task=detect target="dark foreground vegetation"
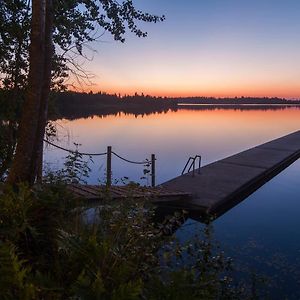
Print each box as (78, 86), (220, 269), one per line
(0, 139), (265, 299)
(0, 180), (262, 300)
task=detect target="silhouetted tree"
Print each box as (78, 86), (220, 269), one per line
(4, 0), (164, 185)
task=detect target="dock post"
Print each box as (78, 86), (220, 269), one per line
(151, 154), (156, 187)
(106, 146), (112, 187)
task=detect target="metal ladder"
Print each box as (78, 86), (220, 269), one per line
(182, 155), (202, 176)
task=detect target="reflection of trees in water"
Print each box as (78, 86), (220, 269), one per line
(51, 92), (300, 120)
(180, 105), (300, 112)
(53, 104), (300, 121)
(3, 91), (300, 123)
(52, 91), (178, 120)
(53, 107), (178, 120)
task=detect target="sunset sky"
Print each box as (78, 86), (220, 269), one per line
(79, 0), (300, 98)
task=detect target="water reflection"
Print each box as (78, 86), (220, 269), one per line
(46, 106), (300, 185)
(45, 107), (300, 298)
(174, 159), (300, 299)
(54, 103), (300, 121)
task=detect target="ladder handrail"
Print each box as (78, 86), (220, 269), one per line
(182, 157), (194, 175)
(182, 155), (202, 176)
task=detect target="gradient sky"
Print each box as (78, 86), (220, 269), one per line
(77, 0), (300, 98)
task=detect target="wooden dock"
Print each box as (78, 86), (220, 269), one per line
(161, 130), (300, 216)
(66, 130), (300, 218)
(67, 184), (190, 202)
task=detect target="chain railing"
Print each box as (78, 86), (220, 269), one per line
(44, 139), (107, 156)
(44, 140), (156, 187)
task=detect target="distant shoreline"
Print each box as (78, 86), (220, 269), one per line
(178, 103), (300, 106)
(50, 91), (300, 120)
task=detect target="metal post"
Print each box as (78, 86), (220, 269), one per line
(151, 154), (156, 187)
(106, 146), (112, 187)
(192, 158), (195, 177)
(198, 156), (201, 174)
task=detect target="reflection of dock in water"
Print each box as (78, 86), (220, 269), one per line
(161, 130), (300, 218)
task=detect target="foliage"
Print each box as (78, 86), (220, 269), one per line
(43, 143), (93, 184)
(60, 146), (92, 184)
(0, 183), (76, 298)
(0, 242), (35, 300)
(0, 120), (15, 181)
(0, 0), (165, 184)
(0, 182), (251, 299)
(0, 0), (165, 90)
(0, 90), (22, 181)
(0, 0), (30, 90)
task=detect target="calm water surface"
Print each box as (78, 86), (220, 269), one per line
(46, 107), (300, 184)
(177, 158), (300, 298)
(45, 107), (300, 298)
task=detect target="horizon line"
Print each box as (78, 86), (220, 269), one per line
(65, 89), (300, 100)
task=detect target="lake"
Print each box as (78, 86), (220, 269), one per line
(46, 107), (300, 184)
(45, 106), (300, 298)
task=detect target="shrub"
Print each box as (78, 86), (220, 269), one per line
(0, 183), (246, 299)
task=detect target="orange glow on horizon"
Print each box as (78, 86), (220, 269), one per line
(63, 0), (300, 101)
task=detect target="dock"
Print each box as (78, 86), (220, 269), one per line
(68, 184), (190, 202)
(66, 130), (300, 218)
(161, 130), (300, 216)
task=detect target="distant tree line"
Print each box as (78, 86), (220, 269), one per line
(52, 91), (178, 119)
(50, 91), (300, 120)
(176, 96), (300, 105)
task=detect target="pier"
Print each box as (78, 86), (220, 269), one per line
(161, 130), (300, 216)
(67, 183), (190, 202)
(48, 130), (300, 217)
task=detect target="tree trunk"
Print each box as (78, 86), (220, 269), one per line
(7, 0), (46, 185)
(34, 0), (54, 183)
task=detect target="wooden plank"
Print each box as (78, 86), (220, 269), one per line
(68, 185), (98, 199)
(71, 184), (100, 196)
(67, 184), (191, 202)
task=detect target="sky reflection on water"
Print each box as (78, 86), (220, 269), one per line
(45, 107), (300, 298)
(176, 158), (300, 298)
(45, 107), (300, 185)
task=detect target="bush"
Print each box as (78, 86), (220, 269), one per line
(0, 183), (247, 299)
